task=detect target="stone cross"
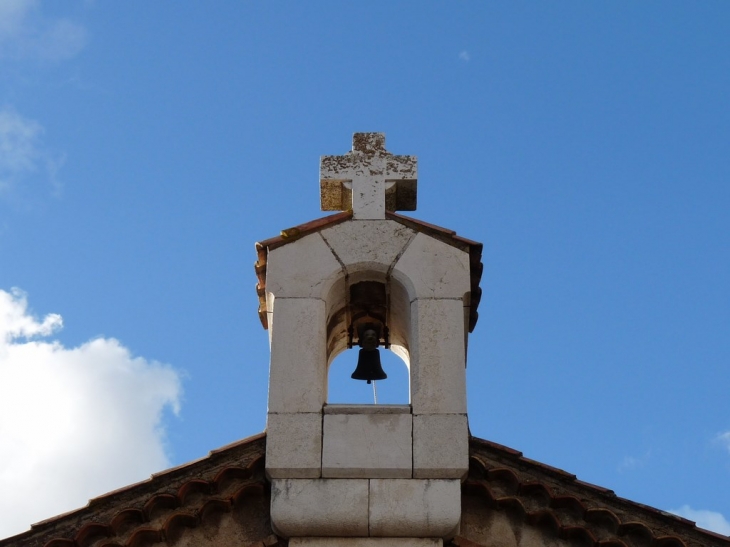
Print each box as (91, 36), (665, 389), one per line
(320, 133), (418, 220)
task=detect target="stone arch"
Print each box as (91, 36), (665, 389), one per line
(264, 222), (473, 415)
(322, 266), (413, 369)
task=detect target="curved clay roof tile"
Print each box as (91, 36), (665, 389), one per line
(142, 493), (178, 521)
(485, 467), (521, 494)
(213, 466), (253, 491)
(550, 495), (588, 521)
(161, 512), (198, 543)
(518, 482), (554, 508)
(585, 508), (622, 533)
(618, 521), (655, 545)
(177, 479), (212, 506)
(525, 508), (561, 534)
(110, 509), (146, 535)
(125, 528), (162, 547)
(75, 523), (112, 547)
(198, 498), (232, 521)
(653, 536), (687, 547)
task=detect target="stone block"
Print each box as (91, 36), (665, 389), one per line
(290, 539), (442, 547)
(266, 412), (322, 479)
(413, 414), (468, 479)
(322, 406), (412, 478)
(392, 232), (470, 300)
(409, 298), (467, 415)
(369, 479), (461, 538)
(266, 232), (342, 299)
(319, 220), (416, 275)
(324, 404), (411, 415)
(268, 297), (327, 413)
(270, 478), (369, 537)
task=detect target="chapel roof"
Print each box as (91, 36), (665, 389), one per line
(5, 434), (728, 547)
(254, 211), (484, 332)
(463, 437), (730, 547)
(0, 433), (275, 547)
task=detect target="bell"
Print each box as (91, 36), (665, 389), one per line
(351, 348), (388, 384)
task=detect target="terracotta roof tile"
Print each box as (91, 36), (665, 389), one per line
(1, 433), (271, 547)
(468, 437), (730, 547)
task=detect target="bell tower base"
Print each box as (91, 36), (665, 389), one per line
(271, 478), (460, 538)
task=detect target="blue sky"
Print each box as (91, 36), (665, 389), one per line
(1, 1), (729, 539)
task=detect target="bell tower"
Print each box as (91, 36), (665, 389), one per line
(255, 133), (483, 546)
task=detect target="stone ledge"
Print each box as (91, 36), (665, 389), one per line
(324, 404), (411, 414)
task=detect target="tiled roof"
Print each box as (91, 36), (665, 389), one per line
(459, 437), (730, 547)
(254, 212), (484, 331)
(7, 433), (727, 547)
(0, 433), (277, 547)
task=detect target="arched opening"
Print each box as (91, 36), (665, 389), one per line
(324, 276), (412, 361)
(327, 347), (410, 404)
(323, 270), (413, 405)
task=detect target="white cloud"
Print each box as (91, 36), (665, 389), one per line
(0, 0), (87, 60)
(0, 106), (61, 199)
(459, 50), (470, 62)
(716, 431), (730, 453)
(618, 451), (651, 472)
(0, 288), (182, 539)
(0, 0), (32, 38)
(0, 107), (43, 186)
(669, 505), (730, 535)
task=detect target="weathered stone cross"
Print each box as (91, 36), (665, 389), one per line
(320, 133), (418, 220)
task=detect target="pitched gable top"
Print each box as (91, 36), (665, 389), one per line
(254, 211), (484, 332)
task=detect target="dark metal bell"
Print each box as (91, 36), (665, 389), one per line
(351, 348), (387, 384)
